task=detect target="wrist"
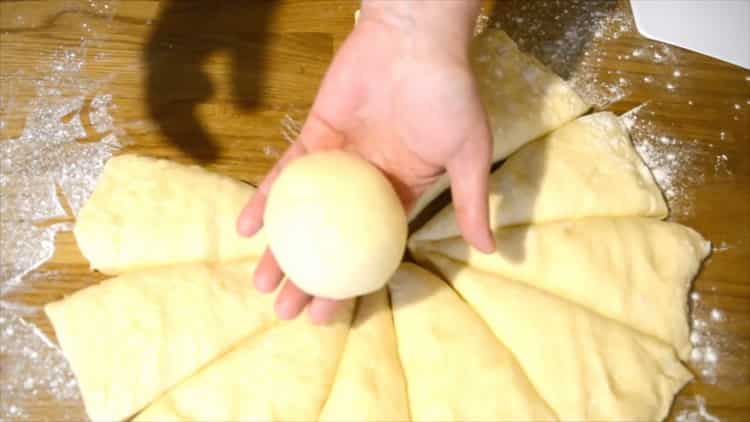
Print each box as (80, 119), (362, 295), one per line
(359, 0), (480, 55)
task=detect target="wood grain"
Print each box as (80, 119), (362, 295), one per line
(1, 1), (747, 421)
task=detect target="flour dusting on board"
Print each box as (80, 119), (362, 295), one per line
(675, 395), (721, 422)
(279, 108), (304, 144)
(0, 83), (122, 296)
(490, 3), (736, 420)
(0, 309), (84, 421)
(1, 1), (126, 419)
(688, 292), (727, 387)
(491, 0), (637, 108)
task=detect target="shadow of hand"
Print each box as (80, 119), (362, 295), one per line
(143, 0), (276, 163)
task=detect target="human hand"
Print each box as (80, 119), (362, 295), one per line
(237, 0), (494, 324)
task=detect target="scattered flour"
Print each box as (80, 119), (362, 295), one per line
(262, 144), (281, 158)
(280, 111), (303, 144)
(713, 241), (732, 253)
(0, 91), (121, 295)
(0, 309), (84, 421)
(675, 395), (721, 422)
(710, 309), (725, 322)
(1, 2), (126, 419)
(619, 103), (733, 221)
(490, 0), (637, 108)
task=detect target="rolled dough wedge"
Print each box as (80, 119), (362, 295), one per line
(414, 217), (710, 359)
(74, 155), (265, 274)
(319, 289), (410, 422)
(428, 254), (693, 421)
(409, 29), (589, 220)
(411, 112), (667, 242)
(135, 299), (355, 422)
(388, 263), (556, 421)
(44, 260), (277, 421)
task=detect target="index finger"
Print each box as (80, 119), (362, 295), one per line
(236, 113), (346, 236)
(236, 140), (308, 236)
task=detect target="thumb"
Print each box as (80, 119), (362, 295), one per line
(445, 124), (495, 253)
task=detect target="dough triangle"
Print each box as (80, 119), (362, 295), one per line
(409, 29), (589, 220)
(428, 254), (693, 421)
(135, 298), (354, 421)
(388, 263), (556, 421)
(74, 155), (266, 274)
(319, 289), (410, 421)
(412, 112), (667, 242)
(44, 260), (277, 421)
(414, 217), (710, 359)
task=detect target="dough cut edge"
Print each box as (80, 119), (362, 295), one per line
(44, 301), (109, 420)
(73, 153), (265, 274)
(424, 253), (695, 421)
(407, 29), (589, 222)
(409, 111), (668, 245)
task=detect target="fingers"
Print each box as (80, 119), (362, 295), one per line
(275, 281), (313, 320)
(236, 141), (308, 236)
(308, 298), (343, 325)
(237, 113), (345, 237)
(446, 125), (495, 253)
(255, 252), (342, 323)
(254, 248), (284, 293)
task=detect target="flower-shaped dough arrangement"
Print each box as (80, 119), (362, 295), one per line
(44, 30), (708, 422)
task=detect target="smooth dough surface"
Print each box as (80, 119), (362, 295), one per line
(409, 29), (589, 220)
(74, 155), (265, 274)
(414, 217), (710, 359)
(265, 151), (407, 299)
(135, 299), (354, 422)
(388, 263), (556, 421)
(319, 289), (410, 422)
(44, 260), (276, 421)
(412, 112), (667, 242)
(429, 255), (693, 421)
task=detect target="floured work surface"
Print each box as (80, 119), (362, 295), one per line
(0, 0), (748, 421)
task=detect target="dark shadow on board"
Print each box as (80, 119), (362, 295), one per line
(143, 1), (276, 163)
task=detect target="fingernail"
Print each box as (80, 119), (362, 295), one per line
(254, 274), (276, 293)
(236, 216), (258, 236)
(476, 233), (496, 254)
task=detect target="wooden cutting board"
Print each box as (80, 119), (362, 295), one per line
(0, 1), (747, 420)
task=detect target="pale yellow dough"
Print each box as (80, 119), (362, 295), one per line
(388, 263), (556, 421)
(409, 29), (589, 220)
(265, 151), (407, 299)
(414, 217), (710, 359)
(135, 299), (354, 422)
(411, 112), (668, 242)
(319, 289), (410, 422)
(429, 255), (693, 421)
(74, 155), (266, 274)
(44, 260), (276, 421)
(52, 25), (706, 419)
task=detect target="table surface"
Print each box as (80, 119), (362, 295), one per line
(1, 1), (748, 421)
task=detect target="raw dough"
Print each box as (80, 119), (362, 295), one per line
(74, 155), (266, 274)
(135, 298), (354, 421)
(319, 289), (410, 421)
(49, 22), (706, 417)
(413, 217), (710, 359)
(411, 112), (668, 243)
(388, 263), (556, 421)
(429, 254), (693, 421)
(44, 260), (276, 421)
(409, 29), (589, 220)
(265, 151), (407, 299)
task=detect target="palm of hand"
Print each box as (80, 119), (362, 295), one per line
(237, 19), (494, 323)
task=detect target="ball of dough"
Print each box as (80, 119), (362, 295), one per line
(264, 151), (407, 299)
